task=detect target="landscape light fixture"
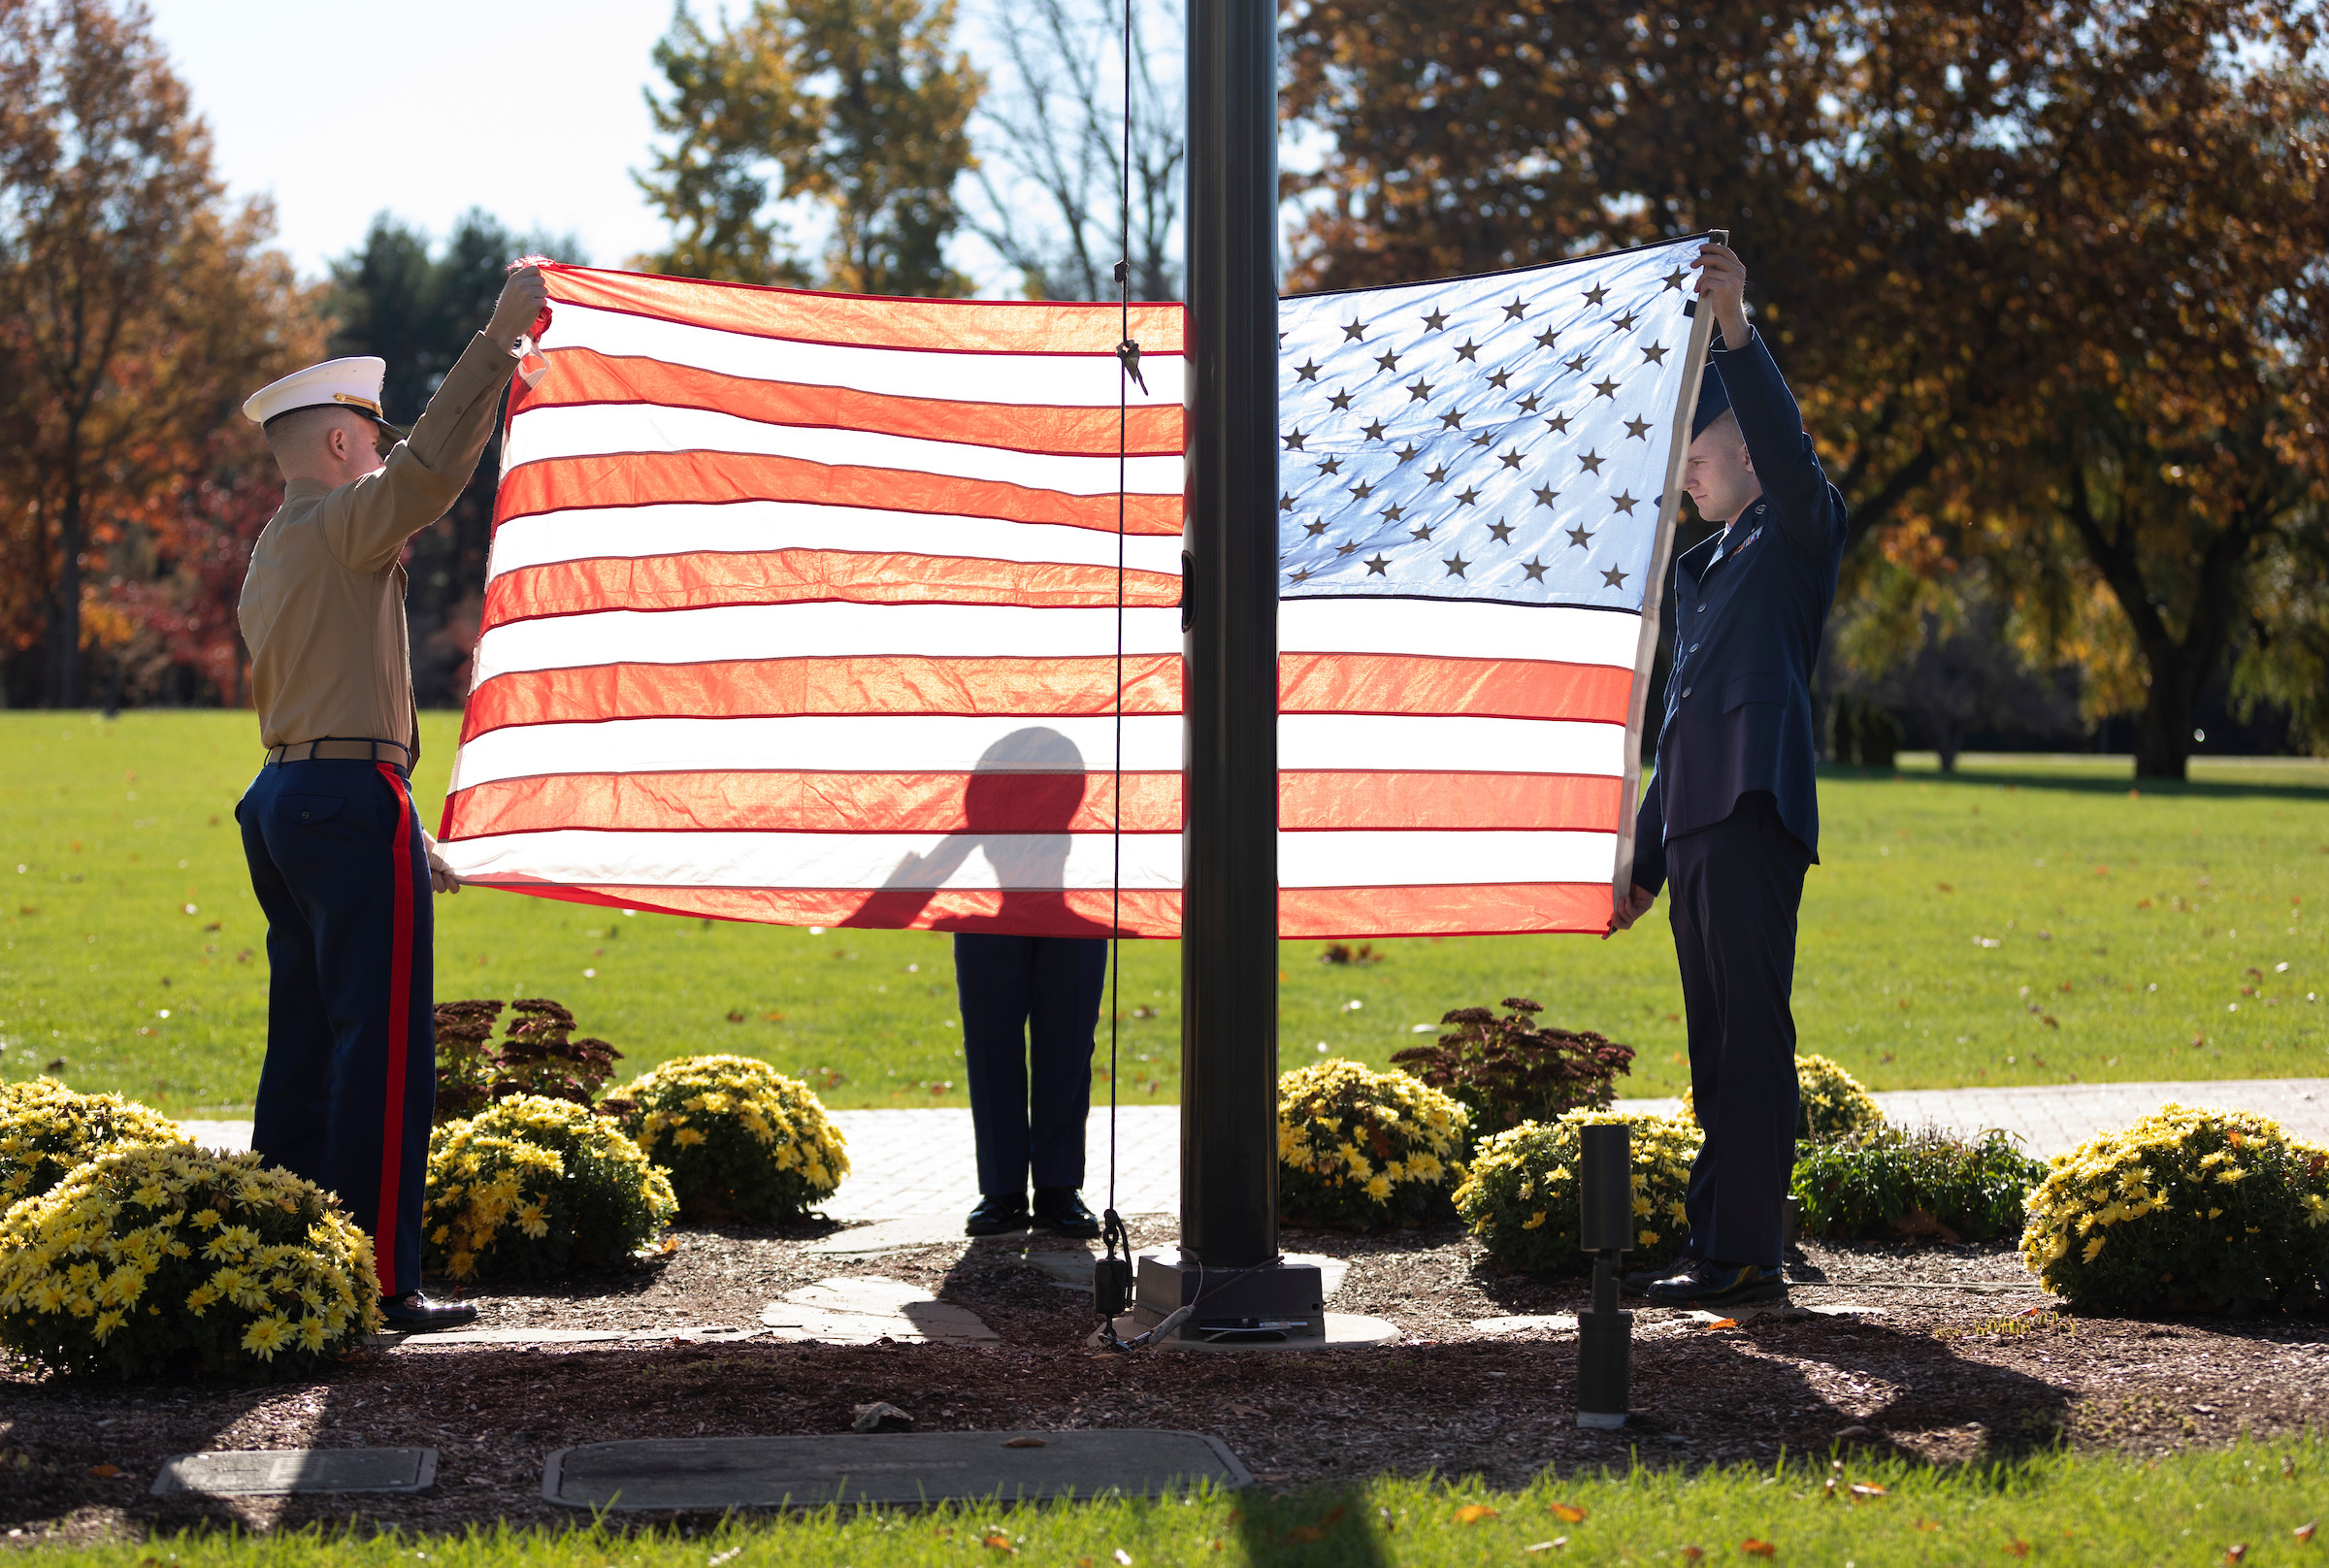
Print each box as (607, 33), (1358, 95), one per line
(1575, 1123), (1634, 1427)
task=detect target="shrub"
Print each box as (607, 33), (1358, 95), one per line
(2019, 1103), (2329, 1315)
(1792, 1126), (2047, 1243)
(1391, 997), (1634, 1137)
(0, 1143), (376, 1379)
(1683, 1053), (1885, 1141)
(1277, 1060), (1468, 1230)
(431, 997), (625, 1126)
(1, 1078), (189, 1209)
(1454, 1110), (1702, 1274)
(626, 1055), (849, 1222)
(423, 1095), (676, 1282)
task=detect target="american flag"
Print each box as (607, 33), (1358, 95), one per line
(437, 241), (1707, 936)
(1276, 234), (1709, 934)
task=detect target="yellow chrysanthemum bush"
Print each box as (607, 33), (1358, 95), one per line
(1683, 1054), (1885, 1141)
(1455, 1110), (1703, 1274)
(624, 1055), (849, 1222)
(2019, 1103), (2329, 1315)
(0, 1143), (376, 1379)
(1276, 1060), (1469, 1229)
(1, 1078), (189, 1209)
(423, 1095), (675, 1282)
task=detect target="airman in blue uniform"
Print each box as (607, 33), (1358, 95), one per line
(1608, 242), (1847, 1308)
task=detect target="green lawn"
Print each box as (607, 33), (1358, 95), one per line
(1, 712), (2322, 1116)
(20, 1436), (2327, 1565)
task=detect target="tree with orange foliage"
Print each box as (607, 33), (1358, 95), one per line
(0, 0), (323, 706)
(1282, 0), (2328, 776)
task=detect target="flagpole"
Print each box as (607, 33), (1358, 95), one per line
(1612, 230), (1725, 903)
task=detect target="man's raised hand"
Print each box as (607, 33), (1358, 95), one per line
(1692, 243), (1753, 350)
(487, 265), (549, 349)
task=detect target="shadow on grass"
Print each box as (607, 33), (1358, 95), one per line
(1820, 762), (2329, 803)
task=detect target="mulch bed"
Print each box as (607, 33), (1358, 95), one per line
(2, 1220), (2323, 1542)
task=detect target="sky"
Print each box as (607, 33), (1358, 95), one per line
(139, 0), (1210, 294)
(143, 0), (680, 278)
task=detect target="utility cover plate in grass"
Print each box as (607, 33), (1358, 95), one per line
(149, 1448), (436, 1497)
(541, 1430), (1250, 1509)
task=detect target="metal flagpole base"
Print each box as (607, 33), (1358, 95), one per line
(1129, 1250), (1327, 1345)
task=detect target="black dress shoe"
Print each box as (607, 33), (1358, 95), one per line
(1643, 1259), (1788, 1309)
(965, 1192), (1031, 1236)
(1032, 1188), (1101, 1239)
(379, 1291), (478, 1332)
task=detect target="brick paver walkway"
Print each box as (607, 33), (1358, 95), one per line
(178, 1078), (2325, 1225)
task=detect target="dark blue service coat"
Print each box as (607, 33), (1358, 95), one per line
(1632, 329), (1847, 895)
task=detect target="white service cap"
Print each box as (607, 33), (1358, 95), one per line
(242, 356), (407, 438)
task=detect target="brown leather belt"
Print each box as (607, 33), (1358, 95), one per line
(266, 738), (411, 776)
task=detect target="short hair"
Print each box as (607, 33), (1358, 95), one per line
(263, 403), (376, 459)
(1696, 408), (1744, 447)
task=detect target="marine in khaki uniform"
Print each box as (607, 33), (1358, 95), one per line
(236, 266), (546, 1331)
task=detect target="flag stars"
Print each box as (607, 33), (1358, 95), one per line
(1342, 319), (1368, 342)
(1409, 519), (1437, 541)
(1591, 376), (1621, 400)
(1329, 387), (1354, 410)
(1578, 448), (1605, 475)
(1405, 377), (1434, 402)
(1335, 539), (1364, 557)
(1425, 463), (1451, 485)
(1284, 428), (1307, 450)
(1566, 523), (1594, 548)
(1502, 296), (1528, 320)
(1394, 442), (1422, 463)
(1624, 415), (1653, 441)
(1498, 446), (1525, 470)
(1349, 479), (1376, 501)
(1364, 553), (1392, 574)
(1611, 491), (1641, 515)
(1613, 310), (1640, 333)
(1287, 566), (1313, 583)
(1443, 552), (1470, 578)
(1303, 517), (1329, 538)
(1562, 353), (1591, 374)
(1455, 486), (1481, 506)
(1661, 267), (1688, 291)
(1362, 418), (1389, 441)
(1544, 411), (1573, 434)
(1642, 342), (1669, 366)
(1374, 348), (1402, 374)
(1531, 485), (1560, 509)
(1487, 517), (1516, 543)
(1454, 339), (1482, 362)
(1582, 283), (1609, 306)
(1295, 359), (1322, 382)
(1279, 491), (1296, 511)
(1534, 327), (1558, 350)
(1421, 307), (1448, 331)
(1468, 430), (1493, 448)
(1522, 556), (1550, 581)
(1382, 503), (1407, 523)
(1601, 565), (1629, 588)
(1316, 455), (1343, 475)
(1438, 408), (1464, 430)
(1487, 368), (1512, 390)
(1517, 392), (1540, 412)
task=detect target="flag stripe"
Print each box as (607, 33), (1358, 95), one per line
(493, 451), (1184, 536)
(545, 269), (1187, 357)
(479, 551), (1184, 633)
(459, 652), (1630, 741)
(472, 604), (1188, 684)
(442, 826), (1617, 892)
(523, 345), (1185, 454)
(445, 713), (1627, 794)
(441, 769), (1622, 839)
(505, 404), (1184, 497)
(486, 503), (1187, 582)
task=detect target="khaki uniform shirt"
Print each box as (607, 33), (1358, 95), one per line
(240, 332), (521, 762)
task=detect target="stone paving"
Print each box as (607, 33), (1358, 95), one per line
(178, 1078), (2327, 1226)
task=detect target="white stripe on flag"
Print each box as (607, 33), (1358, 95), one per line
(1281, 597), (1640, 667)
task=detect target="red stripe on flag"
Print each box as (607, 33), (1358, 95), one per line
(511, 347), (1184, 456)
(480, 550), (1182, 632)
(461, 654), (1185, 740)
(495, 451), (1183, 535)
(544, 264), (1186, 357)
(439, 877), (1613, 938)
(439, 768), (1618, 838)
(1280, 653), (1633, 722)
(374, 764), (414, 1296)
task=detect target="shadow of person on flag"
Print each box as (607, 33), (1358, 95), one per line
(860, 726), (1114, 1238)
(854, 726), (1116, 938)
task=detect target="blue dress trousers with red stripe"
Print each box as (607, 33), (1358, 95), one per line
(238, 759), (435, 1295)
(1630, 328), (1847, 1270)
